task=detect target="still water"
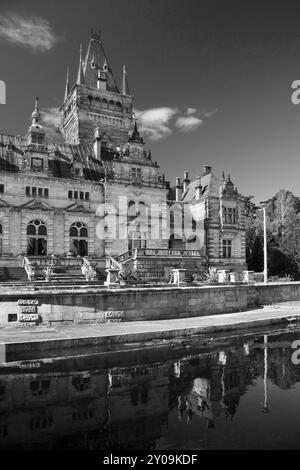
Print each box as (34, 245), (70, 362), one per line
(1, 325), (300, 450)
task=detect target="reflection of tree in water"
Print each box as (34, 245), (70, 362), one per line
(267, 347), (298, 390)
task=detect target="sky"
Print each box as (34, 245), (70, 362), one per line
(1, 0), (300, 202)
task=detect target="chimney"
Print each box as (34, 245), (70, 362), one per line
(175, 177), (182, 201)
(93, 128), (102, 160)
(183, 171), (190, 193)
(203, 165), (212, 175)
(195, 182), (202, 200)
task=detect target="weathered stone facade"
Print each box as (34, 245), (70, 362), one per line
(0, 30), (246, 274)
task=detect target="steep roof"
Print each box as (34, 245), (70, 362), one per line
(82, 32), (120, 93)
(181, 172), (222, 202)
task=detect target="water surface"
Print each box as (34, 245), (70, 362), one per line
(1, 325), (300, 450)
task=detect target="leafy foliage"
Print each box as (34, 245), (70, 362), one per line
(245, 190), (300, 280)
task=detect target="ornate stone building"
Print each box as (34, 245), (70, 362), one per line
(0, 30), (246, 278)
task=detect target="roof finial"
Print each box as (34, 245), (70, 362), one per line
(64, 67), (70, 101)
(122, 65), (130, 95)
(77, 43), (85, 85)
(31, 96), (42, 126)
(91, 28), (101, 41)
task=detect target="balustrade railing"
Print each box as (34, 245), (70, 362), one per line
(135, 248), (202, 258)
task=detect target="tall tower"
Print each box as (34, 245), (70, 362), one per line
(60, 29), (134, 149)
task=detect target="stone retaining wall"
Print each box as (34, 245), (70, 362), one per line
(1, 282), (300, 326)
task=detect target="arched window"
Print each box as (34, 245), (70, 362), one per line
(116, 101), (122, 112)
(138, 202), (147, 218)
(87, 95), (93, 106)
(0, 223), (2, 255)
(95, 97), (101, 106)
(102, 98), (108, 109)
(128, 201), (136, 221)
(69, 222), (88, 256)
(27, 220), (47, 256)
(109, 100), (115, 110)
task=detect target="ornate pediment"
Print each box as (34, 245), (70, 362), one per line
(20, 199), (54, 211)
(64, 201), (94, 213)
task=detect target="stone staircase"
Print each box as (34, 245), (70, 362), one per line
(0, 258), (107, 284)
(108, 248), (204, 284)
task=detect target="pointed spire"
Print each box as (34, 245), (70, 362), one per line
(129, 120), (143, 144)
(147, 149), (152, 160)
(122, 65), (130, 95)
(31, 96), (40, 124)
(91, 28), (101, 42)
(64, 67), (70, 101)
(222, 171), (225, 180)
(28, 96), (45, 138)
(77, 43), (85, 85)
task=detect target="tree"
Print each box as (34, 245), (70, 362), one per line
(245, 190), (300, 279)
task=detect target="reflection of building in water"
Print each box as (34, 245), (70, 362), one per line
(0, 370), (108, 450)
(107, 364), (170, 450)
(171, 344), (256, 425)
(0, 362), (171, 450)
(1, 333), (300, 449)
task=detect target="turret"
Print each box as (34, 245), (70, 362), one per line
(27, 97), (45, 146)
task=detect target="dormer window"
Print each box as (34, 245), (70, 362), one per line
(91, 59), (96, 69)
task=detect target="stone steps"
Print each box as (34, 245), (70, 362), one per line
(0, 267), (28, 282)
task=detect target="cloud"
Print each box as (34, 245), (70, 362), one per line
(175, 115), (204, 132)
(135, 105), (217, 141)
(186, 107), (197, 116)
(135, 107), (178, 141)
(0, 12), (61, 52)
(203, 108), (218, 118)
(41, 107), (63, 141)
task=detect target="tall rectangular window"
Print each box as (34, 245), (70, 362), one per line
(80, 191), (84, 200)
(38, 188), (43, 197)
(85, 192), (90, 201)
(132, 167), (136, 182)
(137, 168), (142, 184)
(26, 186), (31, 196)
(68, 190), (73, 199)
(223, 240), (232, 258)
(44, 188), (49, 198)
(32, 187), (37, 197)
(224, 207), (237, 224)
(0, 184), (4, 194)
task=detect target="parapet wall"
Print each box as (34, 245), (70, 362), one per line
(1, 281), (300, 326)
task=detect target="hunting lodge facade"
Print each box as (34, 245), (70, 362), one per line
(0, 30), (246, 276)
